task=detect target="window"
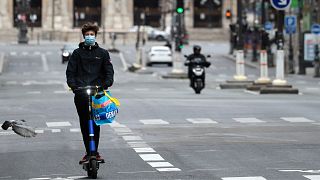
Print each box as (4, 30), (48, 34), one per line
(194, 0), (222, 28)
(13, 0), (42, 27)
(134, 0), (161, 27)
(73, 0), (101, 27)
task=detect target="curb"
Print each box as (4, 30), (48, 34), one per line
(0, 53), (5, 75)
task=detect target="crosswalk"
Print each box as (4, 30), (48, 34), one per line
(25, 174), (320, 180)
(138, 117), (317, 125)
(0, 116), (317, 137)
(8, 51), (59, 56)
(220, 175), (320, 180)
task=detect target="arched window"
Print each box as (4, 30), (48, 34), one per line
(134, 0), (161, 27)
(13, 0), (42, 27)
(194, 0), (222, 28)
(73, 0), (101, 27)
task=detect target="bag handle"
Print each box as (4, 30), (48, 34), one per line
(104, 91), (121, 106)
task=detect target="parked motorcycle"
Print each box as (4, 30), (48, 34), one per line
(184, 55), (211, 94)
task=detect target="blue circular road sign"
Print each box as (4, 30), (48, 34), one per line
(270, 0), (292, 10)
(264, 21), (273, 31)
(311, 24), (320, 35)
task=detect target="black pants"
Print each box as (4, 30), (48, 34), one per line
(74, 93), (100, 154)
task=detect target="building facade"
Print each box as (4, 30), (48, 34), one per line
(0, 0), (236, 41)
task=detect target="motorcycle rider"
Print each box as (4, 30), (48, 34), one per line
(185, 45), (211, 87)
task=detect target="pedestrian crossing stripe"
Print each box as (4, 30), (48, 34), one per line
(140, 119), (169, 125)
(222, 177), (267, 180)
(233, 118), (266, 123)
(186, 118), (218, 124)
(46, 121), (72, 127)
(304, 175), (320, 180)
(281, 117), (315, 123)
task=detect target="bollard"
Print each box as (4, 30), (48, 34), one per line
(233, 50), (247, 81)
(272, 50), (287, 85)
(314, 44), (320, 77)
(256, 50), (271, 83)
(171, 51), (184, 74)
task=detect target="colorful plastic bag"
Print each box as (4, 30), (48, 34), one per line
(92, 91), (120, 125)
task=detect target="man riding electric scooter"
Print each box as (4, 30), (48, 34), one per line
(66, 22), (114, 165)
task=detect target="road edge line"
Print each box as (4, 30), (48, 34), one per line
(119, 52), (128, 71)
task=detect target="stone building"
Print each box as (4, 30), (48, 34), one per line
(0, 0), (236, 42)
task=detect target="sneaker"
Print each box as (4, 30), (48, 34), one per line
(96, 152), (105, 163)
(79, 154), (88, 164)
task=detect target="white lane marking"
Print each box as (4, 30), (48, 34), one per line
(109, 121), (126, 128)
(22, 52), (28, 55)
(232, 118), (266, 123)
(222, 177), (267, 180)
(53, 90), (69, 94)
(35, 130), (44, 134)
(127, 142), (149, 148)
(140, 119), (169, 125)
(27, 91), (41, 94)
(45, 51), (52, 55)
(51, 129), (61, 133)
(304, 175), (320, 180)
(135, 88), (150, 91)
(117, 171), (156, 174)
(113, 127), (132, 133)
(110, 122), (180, 171)
(34, 51), (41, 55)
(119, 52), (128, 71)
(305, 87), (320, 91)
(0, 131), (15, 135)
(156, 168), (181, 172)
(122, 136), (143, 141)
(244, 90), (259, 95)
(66, 176), (88, 179)
(147, 162), (174, 168)
(70, 128), (81, 133)
(10, 52), (17, 56)
(46, 121), (72, 127)
(139, 154), (164, 161)
(134, 148), (156, 153)
(41, 54), (49, 72)
(186, 118), (218, 124)
(5, 81), (18, 85)
(281, 117), (315, 123)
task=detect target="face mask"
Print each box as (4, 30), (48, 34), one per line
(84, 35), (95, 45)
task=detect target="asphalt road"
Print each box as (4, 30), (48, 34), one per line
(0, 43), (320, 180)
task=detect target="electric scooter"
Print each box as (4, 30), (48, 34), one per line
(75, 86), (105, 179)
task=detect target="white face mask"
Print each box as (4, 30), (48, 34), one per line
(84, 35), (95, 45)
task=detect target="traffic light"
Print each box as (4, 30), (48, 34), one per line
(176, 0), (184, 14)
(225, 9), (232, 19)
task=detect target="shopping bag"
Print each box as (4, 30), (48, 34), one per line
(92, 91), (120, 125)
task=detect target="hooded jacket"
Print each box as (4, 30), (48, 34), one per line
(66, 42), (114, 90)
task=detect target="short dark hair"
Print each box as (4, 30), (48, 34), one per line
(81, 22), (99, 36)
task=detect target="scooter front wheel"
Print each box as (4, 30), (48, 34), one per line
(87, 159), (98, 179)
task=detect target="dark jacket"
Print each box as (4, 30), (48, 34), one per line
(66, 42), (114, 90)
(185, 54), (210, 67)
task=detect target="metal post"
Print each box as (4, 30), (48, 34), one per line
(298, 0), (305, 74)
(314, 44), (320, 77)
